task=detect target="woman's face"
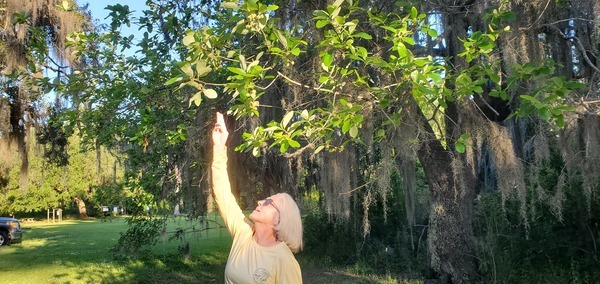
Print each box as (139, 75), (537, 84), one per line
(249, 195), (281, 226)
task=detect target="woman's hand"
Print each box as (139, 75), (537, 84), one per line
(212, 112), (229, 151)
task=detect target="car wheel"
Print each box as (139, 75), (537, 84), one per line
(0, 231), (7, 246)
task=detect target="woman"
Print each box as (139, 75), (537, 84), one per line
(211, 112), (303, 284)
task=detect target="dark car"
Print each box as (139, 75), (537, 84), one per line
(0, 217), (22, 246)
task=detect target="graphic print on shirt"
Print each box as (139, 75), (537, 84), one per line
(252, 268), (271, 283)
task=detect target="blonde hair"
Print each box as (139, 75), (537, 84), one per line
(274, 193), (303, 253)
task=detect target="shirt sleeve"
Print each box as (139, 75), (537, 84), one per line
(211, 148), (251, 239)
(277, 255), (303, 283)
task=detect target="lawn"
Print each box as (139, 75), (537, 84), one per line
(0, 214), (409, 284)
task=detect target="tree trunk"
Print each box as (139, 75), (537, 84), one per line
(7, 87), (28, 191)
(173, 164), (183, 215)
(417, 2), (480, 281)
(413, 99), (479, 283)
(73, 197), (88, 218)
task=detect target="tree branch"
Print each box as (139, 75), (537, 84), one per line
(545, 25), (600, 74)
(277, 71), (338, 95)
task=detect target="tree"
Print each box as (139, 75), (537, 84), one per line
(165, 0), (596, 281)
(0, 0), (87, 190)
(58, 1), (217, 217)
(54, 0), (599, 281)
(0, 127), (124, 217)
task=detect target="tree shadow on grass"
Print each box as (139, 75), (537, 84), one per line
(67, 252), (227, 284)
(3, 218), (231, 283)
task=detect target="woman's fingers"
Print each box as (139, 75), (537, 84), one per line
(214, 112), (228, 133)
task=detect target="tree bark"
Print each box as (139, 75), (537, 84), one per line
(418, 2), (480, 281)
(412, 99), (479, 283)
(73, 197), (88, 218)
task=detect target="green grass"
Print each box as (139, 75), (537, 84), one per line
(0, 214), (418, 283)
(0, 214), (231, 284)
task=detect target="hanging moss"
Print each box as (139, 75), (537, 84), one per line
(582, 115), (600, 214)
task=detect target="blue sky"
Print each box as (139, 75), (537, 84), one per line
(77, 0), (147, 36)
(76, 0), (150, 56)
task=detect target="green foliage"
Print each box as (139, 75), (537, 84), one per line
(0, 127), (123, 216)
(474, 150), (600, 283)
(509, 62), (584, 127)
(54, 2), (213, 219)
(301, 153), (430, 276)
(111, 217), (164, 259)
(36, 118), (70, 167)
(165, 0), (584, 158)
(302, 210), (358, 266)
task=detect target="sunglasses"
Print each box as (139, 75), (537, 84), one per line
(262, 198), (280, 213)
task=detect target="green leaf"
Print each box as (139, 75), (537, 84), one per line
(410, 7), (418, 19)
(397, 42), (408, 58)
(555, 114), (565, 127)
(282, 111), (294, 127)
(354, 32), (372, 40)
(356, 46), (368, 59)
(490, 73), (501, 83)
(316, 19), (329, 28)
(455, 133), (471, 153)
(402, 37), (415, 45)
(429, 72), (444, 85)
(274, 29), (288, 49)
(427, 28), (438, 38)
(341, 120), (351, 134)
(539, 107), (550, 120)
(202, 88), (218, 99)
(59, 0), (70, 10)
(189, 91), (202, 107)
(321, 52), (333, 68)
(314, 145), (325, 154)
(349, 125), (358, 138)
(312, 10), (329, 20)
(195, 61), (212, 77)
(182, 31), (195, 46)
(519, 95), (538, 102)
(227, 67), (248, 76)
(300, 110), (309, 120)
(221, 2), (239, 10)
(551, 77), (564, 88)
(455, 141), (466, 153)
(165, 75), (183, 85)
(280, 141), (289, 153)
(288, 139), (301, 148)
(252, 147), (260, 157)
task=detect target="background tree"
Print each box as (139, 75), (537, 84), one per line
(0, 127), (124, 217)
(0, 0), (87, 190)
(57, 1), (220, 217)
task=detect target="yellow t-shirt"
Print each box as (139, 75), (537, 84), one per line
(212, 149), (302, 284)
